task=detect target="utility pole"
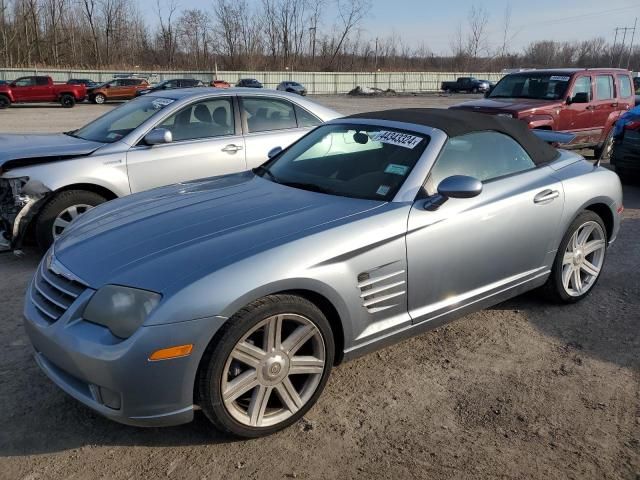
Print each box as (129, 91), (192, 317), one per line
(374, 37), (378, 71)
(614, 24), (636, 68)
(627, 18), (637, 70)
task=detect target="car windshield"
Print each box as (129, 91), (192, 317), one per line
(255, 123), (429, 201)
(489, 73), (571, 100)
(71, 96), (175, 143)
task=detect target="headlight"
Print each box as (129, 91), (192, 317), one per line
(83, 285), (161, 339)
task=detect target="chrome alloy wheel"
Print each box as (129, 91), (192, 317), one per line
(52, 204), (93, 239)
(221, 313), (326, 428)
(561, 220), (606, 296)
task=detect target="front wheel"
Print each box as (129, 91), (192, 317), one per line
(0, 95), (10, 108)
(35, 190), (107, 251)
(93, 93), (106, 104)
(544, 211), (607, 303)
(594, 129), (614, 161)
(60, 93), (76, 108)
(198, 294), (334, 438)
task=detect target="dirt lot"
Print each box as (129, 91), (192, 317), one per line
(0, 94), (638, 480)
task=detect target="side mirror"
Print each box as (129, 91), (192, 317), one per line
(437, 175), (483, 199)
(144, 128), (173, 146)
(10, 82), (16, 88)
(267, 146), (283, 159)
(569, 92), (589, 104)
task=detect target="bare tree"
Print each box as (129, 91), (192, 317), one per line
(155, 0), (178, 67)
(326, 0), (370, 69)
(499, 2), (511, 58)
(466, 4), (489, 60)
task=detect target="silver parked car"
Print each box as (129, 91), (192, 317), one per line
(0, 88), (339, 252)
(23, 109), (622, 438)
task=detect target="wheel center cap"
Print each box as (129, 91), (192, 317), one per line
(260, 353), (289, 385)
(573, 249), (584, 266)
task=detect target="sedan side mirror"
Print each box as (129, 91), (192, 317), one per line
(144, 128), (173, 146)
(267, 146), (283, 159)
(437, 175), (483, 198)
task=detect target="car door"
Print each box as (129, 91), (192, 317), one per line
(239, 96), (321, 169)
(592, 74), (617, 142)
(126, 95), (246, 193)
(10, 76), (37, 101)
(558, 75), (596, 145)
(406, 131), (564, 324)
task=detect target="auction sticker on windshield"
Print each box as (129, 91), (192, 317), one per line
(370, 130), (423, 149)
(550, 76), (570, 81)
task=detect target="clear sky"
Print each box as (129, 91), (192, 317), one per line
(147, 0), (640, 54)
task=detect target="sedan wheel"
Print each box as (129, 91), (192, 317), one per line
(35, 190), (107, 252)
(198, 294), (334, 438)
(52, 204), (93, 239)
(545, 211), (607, 302)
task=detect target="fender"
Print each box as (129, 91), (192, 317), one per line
(521, 113), (555, 130)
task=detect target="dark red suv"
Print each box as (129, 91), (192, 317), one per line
(451, 69), (635, 158)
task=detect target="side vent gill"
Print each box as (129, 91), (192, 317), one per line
(357, 268), (406, 314)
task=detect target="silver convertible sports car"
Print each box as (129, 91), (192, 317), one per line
(23, 109), (623, 438)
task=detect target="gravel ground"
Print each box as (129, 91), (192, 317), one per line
(0, 94), (638, 480)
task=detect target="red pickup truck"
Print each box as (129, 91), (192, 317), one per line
(0, 75), (86, 108)
(450, 68), (635, 159)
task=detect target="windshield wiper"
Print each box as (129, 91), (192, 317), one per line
(252, 165), (279, 183)
(278, 181), (335, 195)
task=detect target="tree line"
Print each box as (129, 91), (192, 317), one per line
(0, 0), (638, 72)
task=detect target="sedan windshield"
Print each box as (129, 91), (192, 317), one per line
(256, 124), (429, 201)
(71, 96), (175, 143)
(489, 73), (571, 100)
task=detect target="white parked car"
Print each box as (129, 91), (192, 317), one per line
(0, 88), (340, 252)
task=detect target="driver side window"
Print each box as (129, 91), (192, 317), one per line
(571, 76), (591, 101)
(425, 131), (536, 195)
(159, 98), (235, 141)
(14, 77), (35, 87)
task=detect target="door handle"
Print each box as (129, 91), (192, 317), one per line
(221, 144), (243, 153)
(585, 105), (596, 110)
(611, 103), (618, 108)
(534, 189), (559, 204)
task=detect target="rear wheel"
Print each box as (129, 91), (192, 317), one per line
(60, 94), (75, 108)
(93, 93), (106, 104)
(198, 294), (334, 438)
(0, 95), (10, 109)
(544, 211), (607, 303)
(35, 190), (107, 251)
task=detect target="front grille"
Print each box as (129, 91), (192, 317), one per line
(31, 259), (87, 322)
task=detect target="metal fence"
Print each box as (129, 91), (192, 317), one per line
(0, 68), (505, 94)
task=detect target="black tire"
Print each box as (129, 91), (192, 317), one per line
(472, 87), (479, 94)
(594, 129), (614, 160)
(543, 210), (607, 304)
(60, 93), (76, 108)
(0, 95), (10, 109)
(93, 93), (106, 104)
(443, 88), (451, 94)
(35, 190), (107, 251)
(198, 294), (335, 438)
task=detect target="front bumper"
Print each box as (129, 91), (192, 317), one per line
(23, 277), (226, 427)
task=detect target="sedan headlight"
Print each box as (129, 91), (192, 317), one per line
(83, 285), (161, 339)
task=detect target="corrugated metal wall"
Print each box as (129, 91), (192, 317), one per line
(0, 68), (505, 94)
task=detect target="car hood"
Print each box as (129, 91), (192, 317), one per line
(54, 172), (385, 292)
(451, 97), (560, 113)
(0, 133), (103, 170)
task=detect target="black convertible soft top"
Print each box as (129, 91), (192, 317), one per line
(346, 108), (559, 165)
